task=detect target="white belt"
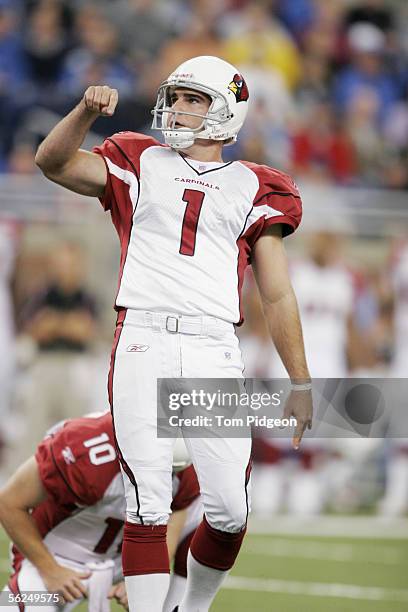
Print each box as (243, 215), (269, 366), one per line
(124, 309), (233, 337)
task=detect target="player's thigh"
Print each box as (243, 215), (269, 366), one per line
(180, 331), (251, 526)
(179, 329), (247, 439)
(182, 329), (244, 379)
(185, 436), (251, 530)
(112, 323), (171, 467)
(112, 323), (175, 518)
(2, 560), (59, 612)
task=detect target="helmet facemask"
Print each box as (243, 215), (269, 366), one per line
(151, 81), (233, 149)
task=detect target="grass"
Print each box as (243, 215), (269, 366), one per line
(1, 518), (408, 611)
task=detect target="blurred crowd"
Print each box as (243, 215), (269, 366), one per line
(0, 0), (408, 187)
(0, 0), (407, 518)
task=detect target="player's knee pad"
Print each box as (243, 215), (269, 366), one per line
(190, 514), (246, 571)
(122, 521), (170, 575)
(126, 511), (169, 525)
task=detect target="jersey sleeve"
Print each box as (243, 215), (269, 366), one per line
(35, 437), (79, 506)
(171, 465), (200, 512)
(35, 414), (119, 507)
(92, 131), (161, 217)
(241, 162), (303, 242)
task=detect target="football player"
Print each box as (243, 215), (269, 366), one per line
(0, 412), (201, 611)
(35, 55), (312, 611)
(379, 240), (408, 516)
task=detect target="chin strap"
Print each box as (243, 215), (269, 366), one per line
(164, 130), (196, 149)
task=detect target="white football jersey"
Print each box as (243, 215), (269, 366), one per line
(272, 259), (355, 377)
(93, 133), (302, 323)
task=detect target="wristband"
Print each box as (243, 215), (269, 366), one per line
(291, 382), (312, 391)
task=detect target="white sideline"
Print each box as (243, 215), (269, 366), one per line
(249, 515), (408, 539)
(223, 576), (408, 602)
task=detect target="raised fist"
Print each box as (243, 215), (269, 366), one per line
(82, 85), (118, 117)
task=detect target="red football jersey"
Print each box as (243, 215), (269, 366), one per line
(10, 412), (200, 573)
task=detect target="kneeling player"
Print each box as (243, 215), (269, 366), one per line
(0, 411), (201, 611)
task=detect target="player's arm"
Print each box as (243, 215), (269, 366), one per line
(35, 86), (118, 197)
(108, 581), (128, 610)
(346, 313), (375, 370)
(252, 224), (309, 380)
(0, 457), (90, 602)
(23, 307), (62, 343)
(252, 224), (312, 447)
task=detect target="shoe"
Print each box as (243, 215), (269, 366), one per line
(172, 608), (179, 612)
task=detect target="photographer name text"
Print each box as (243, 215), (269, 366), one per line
(168, 415), (297, 429)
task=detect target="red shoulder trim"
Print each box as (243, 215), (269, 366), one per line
(240, 161), (302, 237)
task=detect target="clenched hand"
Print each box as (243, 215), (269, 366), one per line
(82, 85), (118, 117)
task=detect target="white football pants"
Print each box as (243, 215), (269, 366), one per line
(110, 310), (252, 532)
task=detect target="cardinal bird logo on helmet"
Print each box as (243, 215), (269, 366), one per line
(228, 74), (249, 103)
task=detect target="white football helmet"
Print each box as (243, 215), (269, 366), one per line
(151, 55), (249, 149)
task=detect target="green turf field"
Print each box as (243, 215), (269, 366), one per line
(1, 518), (407, 611)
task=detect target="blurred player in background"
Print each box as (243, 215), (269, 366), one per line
(379, 240), (408, 516)
(272, 231), (362, 378)
(0, 411), (201, 612)
(389, 240), (408, 378)
(4, 241), (100, 474)
(34, 54), (312, 612)
(245, 230), (367, 516)
(0, 220), (19, 470)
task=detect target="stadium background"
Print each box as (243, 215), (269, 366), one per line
(0, 0), (407, 610)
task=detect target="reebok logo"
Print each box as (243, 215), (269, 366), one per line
(62, 446), (76, 464)
(127, 344), (149, 352)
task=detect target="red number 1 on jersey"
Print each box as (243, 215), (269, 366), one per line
(94, 517), (124, 554)
(179, 189), (205, 256)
